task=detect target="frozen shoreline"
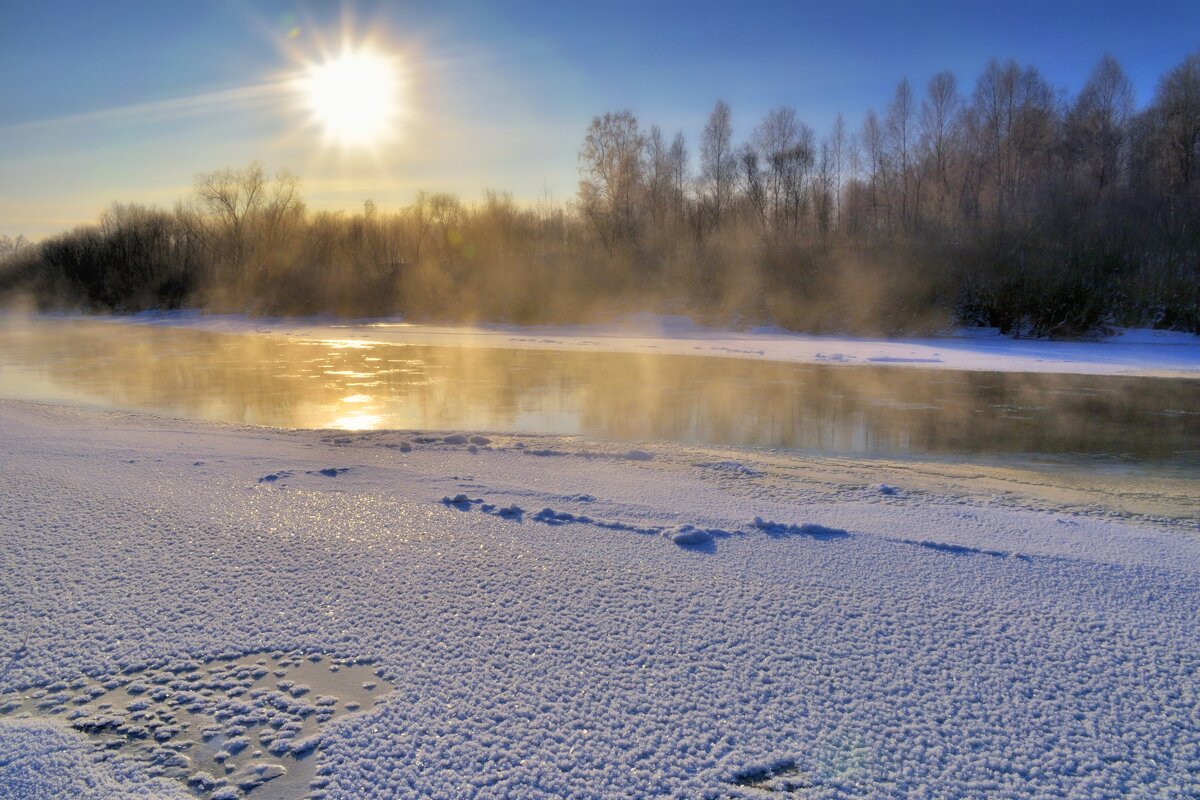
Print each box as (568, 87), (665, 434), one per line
(78, 311), (1200, 378)
(1, 400), (1197, 797)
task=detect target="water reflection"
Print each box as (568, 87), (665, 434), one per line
(0, 318), (1196, 467)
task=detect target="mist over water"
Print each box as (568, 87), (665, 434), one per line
(0, 317), (1196, 469)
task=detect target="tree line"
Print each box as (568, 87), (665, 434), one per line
(2, 51), (1198, 335)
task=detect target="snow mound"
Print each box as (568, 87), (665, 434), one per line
(663, 525), (714, 548)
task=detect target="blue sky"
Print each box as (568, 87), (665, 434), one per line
(1, 0), (1197, 237)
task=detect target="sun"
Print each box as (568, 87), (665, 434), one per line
(300, 47), (401, 148)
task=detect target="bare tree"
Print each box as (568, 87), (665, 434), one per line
(700, 100), (735, 233)
(860, 110), (887, 232)
(427, 192), (464, 261)
(829, 113), (847, 225)
(193, 161), (265, 251)
(259, 168), (304, 252)
(814, 139), (836, 234)
(643, 125), (673, 226)
(885, 79), (916, 227)
(0, 235), (28, 261)
(1068, 56), (1133, 197)
(751, 106), (800, 232)
(1151, 52), (1200, 191)
(919, 71), (963, 224)
(190, 161), (302, 271)
(668, 131), (691, 224)
(739, 145), (768, 231)
(780, 124), (816, 235)
(969, 59), (1060, 226)
(577, 110), (645, 252)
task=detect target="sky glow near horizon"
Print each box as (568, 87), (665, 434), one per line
(0, 0), (1197, 238)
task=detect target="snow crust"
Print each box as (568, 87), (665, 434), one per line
(100, 311), (1200, 378)
(0, 717), (189, 799)
(1, 400), (1198, 798)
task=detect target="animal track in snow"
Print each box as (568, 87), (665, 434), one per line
(751, 517), (852, 540)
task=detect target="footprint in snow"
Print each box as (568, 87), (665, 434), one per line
(906, 539), (1027, 560)
(731, 759), (812, 791)
(533, 507), (588, 525)
(446, 496), (728, 549)
(307, 467), (350, 477)
(441, 494), (482, 508)
(752, 517), (851, 540)
(259, 468), (349, 483)
(480, 503), (524, 519)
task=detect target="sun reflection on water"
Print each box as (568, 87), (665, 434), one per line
(329, 411), (384, 430)
(0, 319), (1196, 467)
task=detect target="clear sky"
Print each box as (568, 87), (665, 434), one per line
(1, 0), (1197, 237)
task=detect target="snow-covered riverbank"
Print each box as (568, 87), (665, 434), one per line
(1, 400), (1197, 798)
(110, 311), (1200, 378)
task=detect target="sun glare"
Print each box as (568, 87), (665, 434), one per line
(301, 48), (401, 148)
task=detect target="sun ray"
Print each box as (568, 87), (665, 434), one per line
(0, 80), (292, 134)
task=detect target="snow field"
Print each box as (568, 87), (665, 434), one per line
(0, 401), (1198, 798)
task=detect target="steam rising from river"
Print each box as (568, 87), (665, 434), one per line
(0, 317), (1196, 467)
